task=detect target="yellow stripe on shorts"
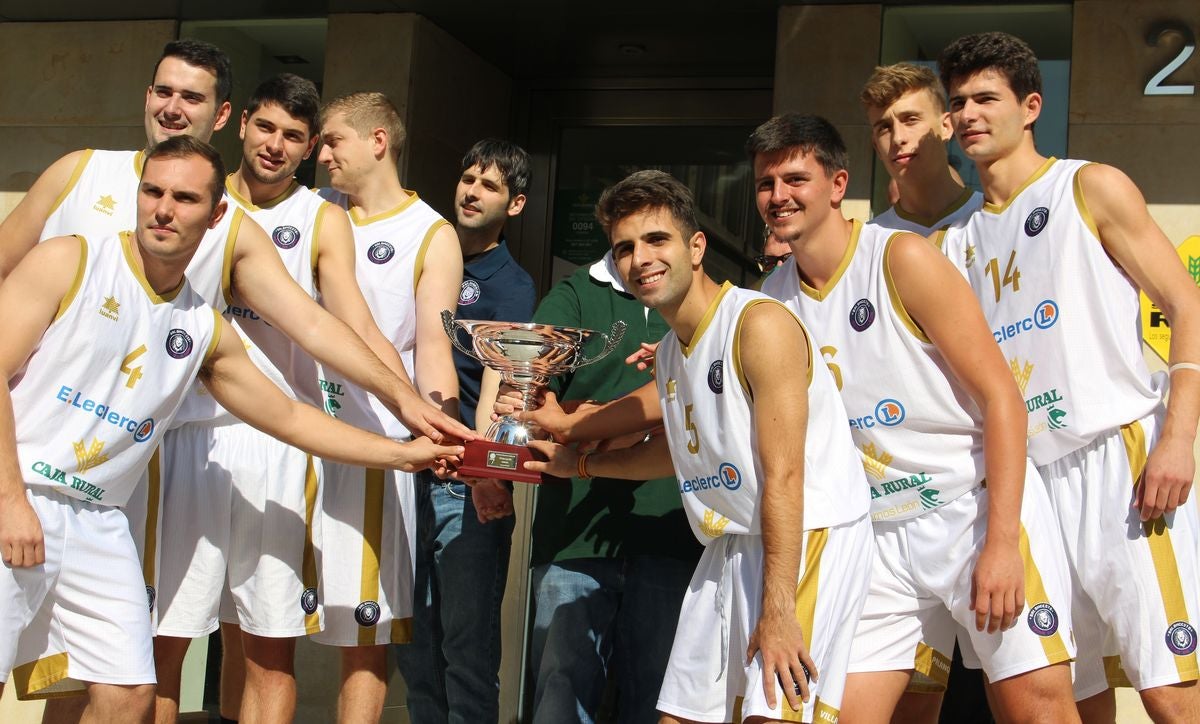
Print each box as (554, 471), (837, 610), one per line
(1122, 421), (1200, 681)
(358, 468), (386, 646)
(142, 448), (161, 592)
(910, 641), (951, 691)
(11, 653), (70, 700)
(301, 455), (321, 634)
(1019, 525), (1070, 664)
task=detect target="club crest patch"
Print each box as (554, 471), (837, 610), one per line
(165, 329), (193, 359)
(367, 241), (395, 264)
(1024, 207), (1049, 236)
(1028, 603), (1059, 636)
(708, 360), (724, 394)
(272, 225), (300, 249)
(1167, 621), (1198, 655)
(355, 600), (381, 627)
(849, 299), (875, 332)
(459, 279), (482, 306)
(300, 587), (319, 615)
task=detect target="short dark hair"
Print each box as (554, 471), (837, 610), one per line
(143, 135), (226, 206)
(246, 73), (321, 137)
(595, 170), (698, 240)
(153, 39), (234, 105)
(461, 139), (532, 198)
(745, 114), (849, 176)
(938, 32), (1042, 101)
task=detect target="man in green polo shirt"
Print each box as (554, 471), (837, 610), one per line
(527, 251), (701, 724)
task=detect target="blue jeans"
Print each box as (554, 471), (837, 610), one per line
(530, 556), (695, 724)
(395, 476), (514, 724)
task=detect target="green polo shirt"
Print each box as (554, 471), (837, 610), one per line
(530, 260), (702, 567)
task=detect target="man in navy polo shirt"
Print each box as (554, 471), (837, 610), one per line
(395, 139), (536, 723)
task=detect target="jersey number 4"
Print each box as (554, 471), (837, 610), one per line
(120, 345), (147, 389)
(985, 251), (1021, 302)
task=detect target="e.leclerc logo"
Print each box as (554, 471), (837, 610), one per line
(993, 299), (1059, 343)
(56, 385), (155, 442)
(849, 398), (907, 430)
(679, 461), (743, 494)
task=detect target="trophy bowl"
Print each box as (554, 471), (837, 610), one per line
(443, 310), (626, 483)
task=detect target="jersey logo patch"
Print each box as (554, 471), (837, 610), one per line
(99, 296), (120, 321)
(1167, 622), (1197, 655)
(861, 442), (893, 480)
(367, 241), (395, 264)
(1024, 206), (1049, 236)
(458, 279), (482, 306)
(165, 329), (194, 359)
(93, 195), (117, 217)
(707, 360), (724, 394)
(146, 585), (156, 611)
(1028, 603), (1059, 636)
(874, 398), (906, 427)
(300, 587), (319, 615)
(718, 462), (742, 491)
(1034, 299), (1059, 330)
(699, 509), (732, 538)
(849, 299), (875, 332)
(355, 601), (381, 627)
(73, 437), (109, 473)
(272, 225), (300, 249)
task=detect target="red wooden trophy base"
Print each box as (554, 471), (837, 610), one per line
(459, 439), (543, 484)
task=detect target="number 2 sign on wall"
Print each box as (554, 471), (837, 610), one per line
(1145, 22), (1196, 96)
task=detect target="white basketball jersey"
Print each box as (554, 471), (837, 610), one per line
(941, 158), (1160, 464)
(655, 284), (868, 544)
(41, 150), (144, 241)
(12, 233), (218, 507)
(761, 221), (984, 522)
(318, 189), (449, 436)
(870, 188), (982, 236)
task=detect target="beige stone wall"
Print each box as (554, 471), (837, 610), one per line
(773, 3), (882, 222)
(0, 20), (177, 221)
(1069, 0), (1199, 243)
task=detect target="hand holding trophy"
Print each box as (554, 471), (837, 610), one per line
(442, 310), (626, 483)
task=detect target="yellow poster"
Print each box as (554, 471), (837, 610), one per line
(1141, 235), (1200, 362)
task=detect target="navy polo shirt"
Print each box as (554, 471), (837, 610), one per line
(453, 239), (537, 426)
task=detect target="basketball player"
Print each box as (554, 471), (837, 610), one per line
(149, 74), (422, 724)
(939, 32), (1200, 722)
(751, 113), (1078, 722)
(861, 63), (981, 234)
(0, 137), (461, 723)
(522, 169), (872, 723)
(313, 92), (463, 724)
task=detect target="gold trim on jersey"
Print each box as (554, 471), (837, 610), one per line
(1018, 525), (1071, 665)
(794, 528), (828, 675)
(120, 231), (185, 303)
(203, 308), (223, 364)
(731, 298), (778, 399)
(224, 175), (301, 211)
(221, 209), (244, 307)
(358, 468), (387, 646)
(301, 455), (321, 634)
(132, 150), (146, 177)
(982, 157), (1057, 214)
(413, 219), (450, 293)
(142, 448), (162, 595)
(910, 642), (951, 692)
(311, 201), (332, 276)
(47, 150), (94, 219)
(11, 652), (71, 700)
(54, 235), (89, 322)
(1122, 420), (1200, 682)
(348, 191), (420, 226)
(883, 232), (932, 343)
(890, 187), (975, 229)
(1071, 163), (1102, 242)
(800, 219), (862, 301)
(681, 281), (733, 358)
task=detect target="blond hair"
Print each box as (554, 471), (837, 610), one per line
(859, 63), (946, 113)
(321, 92), (407, 162)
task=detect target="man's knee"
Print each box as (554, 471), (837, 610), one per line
(987, 664), (1078, 723)
(1139, 681), (1200, 723)
(87, 683), (156, 721)
(241, 633), (296, 673)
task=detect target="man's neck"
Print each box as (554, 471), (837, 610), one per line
(230, 167), (294, 206)
(975, 140), (1047, 207)
(894, 167), (967, 222)
(457, 225), (501, 259)
(789, 213), (855, 291)
(662, 274), (723, 346)
(129, 234), (186, 296)
(346, 170), (409, 218)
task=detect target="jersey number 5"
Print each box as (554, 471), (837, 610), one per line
(685, 403), (700, 455)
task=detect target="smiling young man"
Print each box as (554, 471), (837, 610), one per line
(0, 136), (462, 723)
(861, 63), (981, 235)
(524, 169), (873, 724)
(938, 32), (1200, 722)
(314, 91), (464, 724)
(148, 74), (425, 724)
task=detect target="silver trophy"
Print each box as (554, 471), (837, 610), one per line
(442, 310), (626, 483)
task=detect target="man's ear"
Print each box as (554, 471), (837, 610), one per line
(1022, 91), (1043, 130)
(690, 230), (707, 266)
(213, 101), (233, 133)
(829, 168), (850, 204)
(507, 193), (527, 217)
(208, 199), (228, 230)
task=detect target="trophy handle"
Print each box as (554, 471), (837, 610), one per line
(573, 321), (628, 369)
(440, 310), (477, 357)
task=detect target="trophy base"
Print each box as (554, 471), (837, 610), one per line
(458, 439), (543, 484)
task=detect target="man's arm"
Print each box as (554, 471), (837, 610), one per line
(739, 302), (813, 714)
(202, 315), (463, 471)
(523, 433), (675, 481)
(1081, 164), (1200, 521)
(0, 150), (89, 283)
(889, 232), (1026, 633)
(414, 224), (464, 418)
(228, 217), (471, 442)
(507, 382), (662, 444)
(0, 237), (85, 566)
